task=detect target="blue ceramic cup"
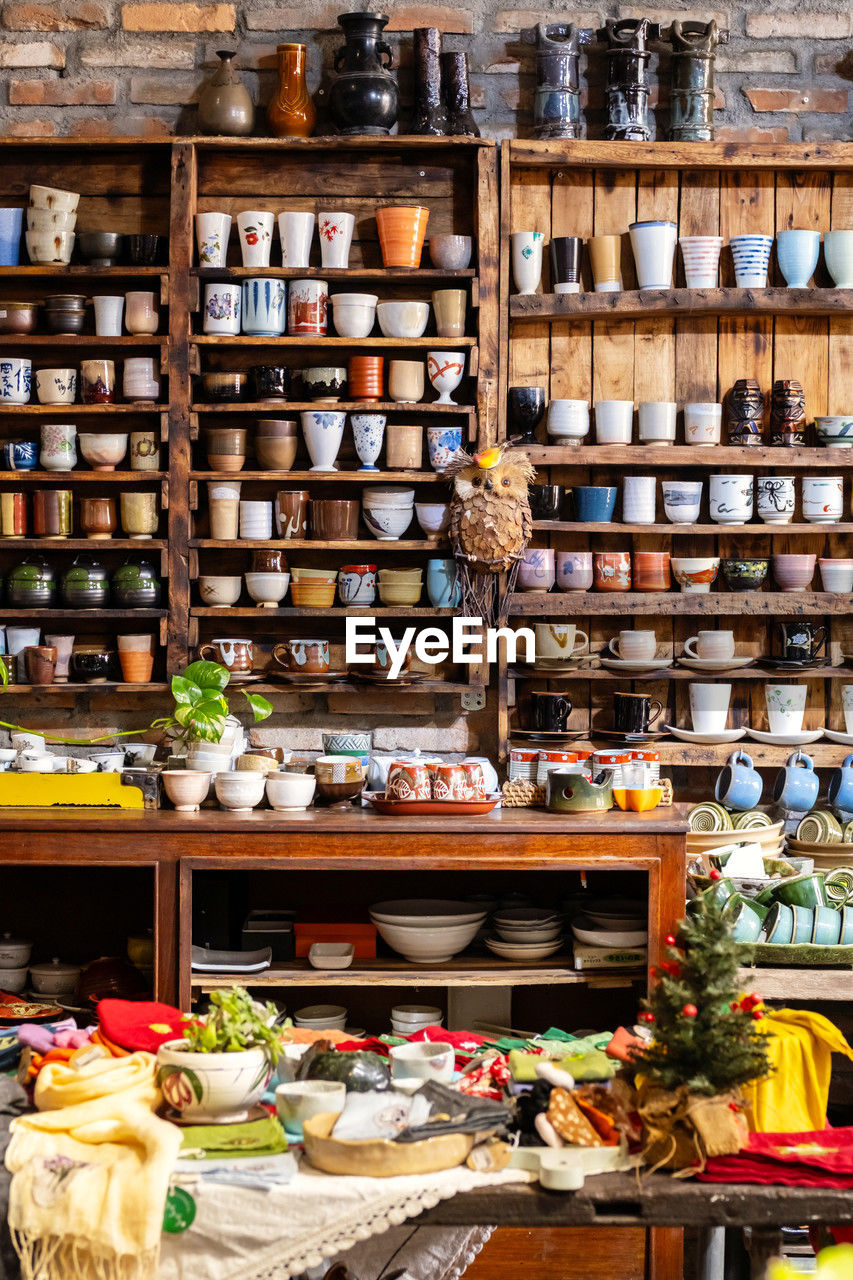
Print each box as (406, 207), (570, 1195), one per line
(829, 753), (853, 812)
(776, 229), (820, 289)
(572, 486), (617, 523)
(772, 750), (819, 813)
(763, 900), (794, 944)
(0, 208), (23, 267)
(714, 750), (763, 811)
(791, 904), (814, 945)
(426, 558), (461, 607)
(2, 440), (38, 471)
(840, 905), (853, 945)
(241, 277), (286, 336)
(724, 897), (764, 943)
(812, 904), (842, 946)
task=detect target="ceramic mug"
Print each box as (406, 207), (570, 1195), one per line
(773, 872), (829, 910)
(608, 630), (656, 662)
(772, 620), (825, 664)
(773, 751), (819, 813)
(534, 622), (589, 661)
(273, 638), (330, 674)
(688, 682), (732, 734)
(573, 486), (617, 523)
(198, 638), (253, 673)
(555, 551), (593, 592)
(593, 551), (631, 592)
(714, 750), (763, 810)
(203, 283), (241, 335)
(829, 754), (853, 813)
(530, 690), (572, 732)
(613, 692), (662, 734)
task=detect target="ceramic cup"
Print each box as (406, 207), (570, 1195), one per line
(555, 551), (593, 592)
(715, 749), (763, 810)
(802, 475), (843, 524)
(572, 486), (616, 522)
(198, 638), (254, 673)
(756, 475), (795, 524)
(426, 425), (462, 472)
(339, 563), (378, 607)
(684, 402), (722, 446)
(425, 558), (460, 607)
(130, 430), (159, 472)
(278, 211), (314, 268)
(547, 399), (589, 443)
(39, 422), (76, 472)
(819, 558), (853, 593)
(765, 682), (808, 735)
(622, 475), (656, 524)
(776, 229), (820, 288)
(535, 622), (589, 661)
(633, 551), (670, 592)
(240, 499), (273, 540)
(613, 692), (662, 733)
(588, 234), (622, 292)
(684, 630), (735, 662)
(638, 401), (677, 444)
(273, 638), (330, 674)
(679, 235), (724, 288)
(594, 400), (633, 444)
(530, 690), (573, 733)
(318, 211), (355, 269)
(351, 414), (387, 470)
(608, 630), (656, 662)
(730, 234), (773, 287)
(237, 210), (275, 268)
(662, 480), (703, 524)
(203, 283), (241, 335)
(773, 751), (819, 813)
(432, 289), (466, 339)
(120, 491), (158, 539)
(388, 359), (424, 404)
(44, 633), (74, 682)
(93, 295), (124, 337)
(550, 235), (581, 293)
(593, 550), (631, 592)
(0, 357), (31, 405)
(208, 481), (241, 540)
(773, 553), (816, 592)
(517, 547), (555, 592)
(824, 230), (853, 289)
(124, 291), (158, 336)
(117, 633), (154, 683)
(196, 211), (231, 267)
(288, 279), (328, 336)
(629, 220), (677, 290)
(772, 620), (825, 663)
(275, 489), (309, 538)
(241, 278), (286, 337)
(709, 474), (754, 524)
(689, 682), (732, 734)
(427, 351), (465, 406)
(511, 231), (544, 294)
(301, 410), (346, 472)
(386, 423), (422, 470)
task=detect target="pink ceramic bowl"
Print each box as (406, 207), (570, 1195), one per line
(773, 553), (816, 593)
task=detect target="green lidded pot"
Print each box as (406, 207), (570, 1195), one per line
(111, 559), (161, 609)
(61, 556), (110, 609)
(6, 556), (56, 608)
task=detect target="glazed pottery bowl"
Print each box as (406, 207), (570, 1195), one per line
(363, 485), (416, 510)
(250, 364), (291, 401)
(163, 770), (212, 813)
(201, 372), (246, 402)
(819, 558), (853, 593)
(389, 1041), (455, 1083)
(300, 367), (347, 401)
(69, 648), (113, 682)
(266, 771), (317, 811)
(322, 731), (371, 756)
(26, 230), (74, 264)
(720, 558), (769, 591)
(236, 753), (280, 775)
(815, 415), (853, 448)
(362, 505), (413, 541)
(415, 502), (450, 541)
(255, 435), (298, 471)
(156, 1041), (270, 1121)
(214, 770), (265, 812)
(0, 966), (26, 993)
(378, 581), (422, 605)
(290, 580), (337, 608)
(199, 575), (242, 605)
(428, 235), (473, 270)
(0, 302), (38, 334)
(43, 305), (85, 334)
(0, 935), (32, 967)
(29, 185), (80, 213)
(77, 230), (124, 266)
(245, 571), (290, 605)
(78, 433), (128, 470)
(330, 294), (377, 340)
(671, 557), (720, 594)
(773, 553), (816, 592)
(314, 773), (364, 806)
(370, 917), (481, 963)
(376, 301), (430, 339)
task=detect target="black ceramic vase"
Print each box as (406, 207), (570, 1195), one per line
(597, 18), (658, 142)
(521, 23), (593, 140)
(412, 27), (447, 135)
(329, 12), (398, 136)
(442, 52), (479, 136)
(665, 20), (727, 143)
(509, 386), (546, 445)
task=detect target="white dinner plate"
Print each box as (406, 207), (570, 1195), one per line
(745, 728), (825, 746)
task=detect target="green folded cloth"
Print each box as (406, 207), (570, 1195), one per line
(559, 1049), (616, 1081)
(178, 1115), (288, 1159)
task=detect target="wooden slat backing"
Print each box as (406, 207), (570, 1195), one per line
(828, 173), (853, 697)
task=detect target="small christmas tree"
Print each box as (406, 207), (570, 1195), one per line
(635, 894), (772, 1096)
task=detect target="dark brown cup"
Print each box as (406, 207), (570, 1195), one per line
(529, 690), (572, 732)
(275, 490), (309, 539)
(80, 495), (116, 540)
(198, 638), (254, 672)
(25, 645), (57, 686)
(309, 498), (359, 541)
(613, 691), (662, 734)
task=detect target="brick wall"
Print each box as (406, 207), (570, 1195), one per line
(0, 0), (850, 141)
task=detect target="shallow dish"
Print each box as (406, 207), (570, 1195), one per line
(302, 1111), (473, 1178)
(308, 943), (354, 970)
(190, 945), (272, 973)
(665, 726), (747, 745)
(571, 916), (648, 947)
(369, 899), (487, 927)
(364, 791), (501, 816)
(485, 937), (563, 960)
(745, 727), (824, 746)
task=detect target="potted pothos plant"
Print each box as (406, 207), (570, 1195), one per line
(151, 660), (272, 753)
(156, 986), (282, 1121)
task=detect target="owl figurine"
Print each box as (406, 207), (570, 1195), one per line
(446, 442), (536, 624)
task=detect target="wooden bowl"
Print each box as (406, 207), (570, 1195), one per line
(302, 1111), (473, 1177)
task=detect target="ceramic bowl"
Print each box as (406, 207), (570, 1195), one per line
(275, 1081), (346, 1135)
(69, 648), (112, 682)
(0, 935), (32, 967)
(428, 235), (473, 270)
(163, 770), (212, 812)
(26, 230), (75, 263)
(245, 571), (290, 605)
(26, 208), (76, 232)
(330, 293), (378, 340)
(157, 1040), (270, 1121)
(0, 966), (27, 993)
(250, 364), (290, 401)
(308, 942), (354, 970)
(720, 557), (769, 591)
(370, 917), (482, 963)
(362, 505), (413, 541)
(389, 1041), (455, 1082)
(322, 731), (371, 755)
(77, 230), (124, 265)
(236, 753), (280, 775)
(128, 234), (163, 266)
(378, 581), (422, 605)
(201, 372), (246, 402)
(671, 557), (720, 594)
(300, 367), (347, 401)
(819, 558), (853, 592)
(29, 184), (80, 213)
(199, 575), (242, 605)
(266, 771), (317, 811)
(214, 770), (265, 812)
(415, 502), (450, 541)
(29, 958), (81, 995)
(815, 415), (853, 448)
(78, 433), (128, 470)
(255, 436), (298, 471)
(290, 581), (337, 608)
(376, 301), (430, 339)
(0, 302), (38, 334)
(43, 305), (85, 334)
(773, 553), (816, 592)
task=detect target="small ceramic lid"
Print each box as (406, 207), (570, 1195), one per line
(0, 932), (31, 947)
(29, 957), (81, 978)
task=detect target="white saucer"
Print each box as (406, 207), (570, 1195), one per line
(664, 725), (747, 744)
(677, 656), (756, 672)
(822, 728), (853, 746)
(523, 658), (597, 674)
(745, 727), (825, 746)
(600, 658), (672, 674)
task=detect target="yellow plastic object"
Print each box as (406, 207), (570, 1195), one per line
(613, 787), (663, 813)
(0, 774), (145, 808)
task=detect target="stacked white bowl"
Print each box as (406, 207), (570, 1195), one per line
(369, 899), (486, 963)
(486, 907), (563, 960)
(362, 486), (415, 542)
(26, 184), (79, 265)
(391, 1003), (443, 1036)
(293, 1003), (348, 1032)
(0, 932), (31, 994)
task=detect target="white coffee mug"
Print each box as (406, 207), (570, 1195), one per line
(608, 630), (656, 662)
(683, 631), (735, 661)
(534, 622), (589, 661)
(689, 682), (732, 734)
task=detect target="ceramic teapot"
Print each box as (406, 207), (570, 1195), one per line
(546, 768), (614, 813)
(7, 556), (56, 608)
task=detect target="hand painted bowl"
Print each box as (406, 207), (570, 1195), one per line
(720, 557), (769, 591)
(815, 415), (853, 448)
(199, 575), (242, 605)
(671, 557), (720, 594)
(819, 558), (853, 593)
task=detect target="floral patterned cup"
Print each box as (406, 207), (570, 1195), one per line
(40, 422), (76, 471)
(319, 211), (355, 269)
(426, 425), (462, 472)
(237, 210), (274, 268)
(387, 761), (431, 801)
(203, 283), (241, 335)
(765, 683), (808, 736)
(196, 211), (231, 267)
(593, 551), (631, 592)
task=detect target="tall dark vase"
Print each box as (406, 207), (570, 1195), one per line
(665, 20), (728, 142)
(597, 18), (658, 142)
(443, 51), (480, 136)
(328, 11), (399, 136)
(412, 27), (447, 135)
(521, 22), (593, 140)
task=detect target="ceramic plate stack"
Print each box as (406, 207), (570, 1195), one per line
(687, 820), (785, 863)
(369, 900), (486, 964)
(293, 1003), (347, 1032)
(391, 1004), (443, 1036)
(486, 907), (563, 961)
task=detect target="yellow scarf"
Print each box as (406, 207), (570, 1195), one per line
(742, 1009), (853, 1134)
(6, 1051), (181, 1280)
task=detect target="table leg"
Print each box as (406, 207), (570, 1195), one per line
(697, 1226), (726, 1280)
(746, 1227), (784, 1280)
(648, 1226), (683, 1280)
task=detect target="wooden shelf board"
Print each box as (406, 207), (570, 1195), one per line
(189, 538), (446, 550)
(511, 287), (853, 324)
(190, 605), (459, 617)
(247, 680), (478, 695)
(525, 446), (853, 469)
(189, 957), (645, 989)
(3, 682), (169, 693)
(0, 265), (165, 276)
(507, 139), (853, 171)
(0, 608), (166, 619)
(507, 739), (850, 767)
(194, 267), (476, 280)
(737, 966), (853, 1000)
(0, 335), (165, 346)
(532, 521), (853, 536)
(508, 592), (849, 616)
(508, 666), (850, 683)
(192, 335), (477, 349)
(191, 470), (446, 482)
(0, 538), (167, 551)
(0, 471), (165, 483)
(0, 404), (166, 415)
(193, 401), (472, 415)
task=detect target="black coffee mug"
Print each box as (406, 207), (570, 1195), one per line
(529, 484), (564, 521)
(530, 691), (572, 733)
(613, 692), (662, 734)
(550, 236), (582, 287)
(773, 621), (825, 663)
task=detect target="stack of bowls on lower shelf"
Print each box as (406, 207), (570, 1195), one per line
(293, 1003), (348, 1032)
(486, 907), (564, 961)
(369, 899), (486, 964)
(390, 1003), (443, 1036)
(0, 932), (32, 994)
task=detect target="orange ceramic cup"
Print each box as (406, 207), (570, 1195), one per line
(633, 550), (671, 591)
(376, 206), (430, 268)
(593, 550), (631, 592)
(348, 355), (384, 402)
(117, 633), (154, 683)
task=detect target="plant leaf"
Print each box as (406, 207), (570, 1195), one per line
(171, 675), (203, 707)
(243, 692), (273, 722)
(0, 657), (8, 691)
(183, 660), (229, 693)
(188, 700), (228, 742)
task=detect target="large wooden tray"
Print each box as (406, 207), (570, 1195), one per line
(302, 1111), (474, 1177)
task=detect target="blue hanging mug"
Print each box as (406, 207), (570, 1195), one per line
(772, 751), (819, 814)
(715, 750), (762, 811)
(829, 754), (853, 813)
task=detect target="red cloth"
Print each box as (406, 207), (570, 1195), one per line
(699, 1127), (853, 1188)
(97, 998), (187, 1053)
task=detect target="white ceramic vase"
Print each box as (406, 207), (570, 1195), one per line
(511, 231), (544, 294)
(301, 410), (346, 472)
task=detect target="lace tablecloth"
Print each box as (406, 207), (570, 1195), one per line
(158, 1160), (533, 1280)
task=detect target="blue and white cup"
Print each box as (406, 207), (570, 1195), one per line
(241, 278), (286, 337)
(773, 750), (819, 814)
(715, 749), (763, 811)
(730, 234), (773, 288)
(339, 565), (377, 607)
(2, 439), (38, 470)
(776, 229), (820, 289)
(426, 425), (462, 472)
(662, 480), (702, 524)
(0, 357), (31, 405)
(829, 753), (853, 813)
(0, 208), (23, 267)
(426, 558), (461, 607)
(351, 414), (386, 471)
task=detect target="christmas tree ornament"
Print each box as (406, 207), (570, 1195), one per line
(682, 1003), (697, 1017)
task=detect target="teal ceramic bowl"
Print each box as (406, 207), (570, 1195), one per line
(724, 898), (764, 943)
(764, 901), (794, 944)
(840, 906), (853, 945)
(812, 905), (842, 946)
(772, 872), (829, 910)
(791, 904), (815, 944)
